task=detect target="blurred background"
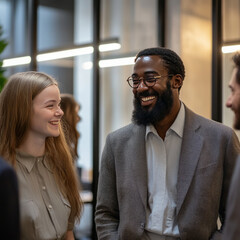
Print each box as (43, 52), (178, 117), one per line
(0, 0), (240, 239)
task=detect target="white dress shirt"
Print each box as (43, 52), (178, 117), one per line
(144, 103), (185, 239)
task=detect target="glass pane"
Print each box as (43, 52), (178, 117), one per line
(222, 0), (240, 42)
(0, 0), (30, 77)
(174, 0), (212, 119)
(38, 0), (74, 51)
(0, 0), (28, 58)
(38, 59), (74, 93)
(101, 0), (158, 56)
(73, 1), (93, 239)
(100, 0), (158, 152)
(74, 0), (93, 177)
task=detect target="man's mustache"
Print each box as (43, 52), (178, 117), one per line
(136, 91), (158, 98)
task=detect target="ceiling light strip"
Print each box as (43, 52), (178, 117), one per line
(37, 46), (94, 62)
(2, 43), (122, 67)
(2, 56), (31, 67)
(99, 43), (121, 52)
(81, 56), (135, 69)
(222, 44), (240, 54)
(99, 57), (135, 68)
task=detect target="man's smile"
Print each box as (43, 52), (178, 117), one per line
(141, 96), (156, 102)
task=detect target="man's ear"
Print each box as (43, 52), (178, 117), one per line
(172, 74), (183, 89)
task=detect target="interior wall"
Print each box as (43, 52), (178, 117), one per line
(181, 0), (211, 119)
(180, 0), (212, 119)
(222, 0), (240, 42)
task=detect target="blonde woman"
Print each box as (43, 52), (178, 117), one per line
(0, 71), (83, 240)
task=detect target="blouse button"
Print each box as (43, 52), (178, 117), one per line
(42, 186), (46, 190)
(48, 204), (52, 209)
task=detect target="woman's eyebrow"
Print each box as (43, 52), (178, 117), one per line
(44, 99), (57, 104)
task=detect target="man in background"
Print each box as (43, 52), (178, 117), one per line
(223, 52), (240, 240)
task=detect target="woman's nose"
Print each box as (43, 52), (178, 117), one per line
(55, 107), (64, 116)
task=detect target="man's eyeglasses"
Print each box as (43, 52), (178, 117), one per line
(127, 75), (173, 89)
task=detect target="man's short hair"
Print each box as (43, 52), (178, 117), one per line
(135, 47), (185, 80)
(233, 52), (240, 85)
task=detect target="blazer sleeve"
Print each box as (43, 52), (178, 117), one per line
(221, 156), (240, 240)
(95, 135), (119, 240)
(211, 130), (240, 240)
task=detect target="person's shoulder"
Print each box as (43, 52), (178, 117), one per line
(107, 122), (144, 141)
(0, 157), (12, 171)
(0, 157), (16, 180)
(185, 105), (234, 133)
(108, 123), (135, 137)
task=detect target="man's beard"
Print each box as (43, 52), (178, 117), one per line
(132, 81), (173, 126)
(234, 112), (240, 130)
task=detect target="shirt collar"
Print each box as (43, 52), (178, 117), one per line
(169, 102), (185, 138)
(146, 124), (158, 139)
(145, 102), (185, 139)
(16, 150), (49, 173)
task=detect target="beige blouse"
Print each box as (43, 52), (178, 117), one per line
(16, 151), (73, 240)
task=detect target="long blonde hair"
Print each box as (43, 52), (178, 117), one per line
(0, 71), (82, 220)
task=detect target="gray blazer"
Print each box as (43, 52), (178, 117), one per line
(222, 155), (240, 240)
(95, 106), (240, 240)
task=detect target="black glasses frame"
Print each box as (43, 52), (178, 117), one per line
(127, 75), (173, 88)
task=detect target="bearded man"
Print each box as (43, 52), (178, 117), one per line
(95, 47), (240, 240)
(222, 52), (240, 240)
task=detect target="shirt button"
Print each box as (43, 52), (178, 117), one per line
(140, 223), (145, 230)
(42, 186), (46, 190)
(48, 204), (52, 209)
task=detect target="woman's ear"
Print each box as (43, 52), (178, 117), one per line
(172, 74), (183, 89)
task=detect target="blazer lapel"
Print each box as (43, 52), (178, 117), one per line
(176, 107), (203, 214)
(130, 124), (148, 210)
